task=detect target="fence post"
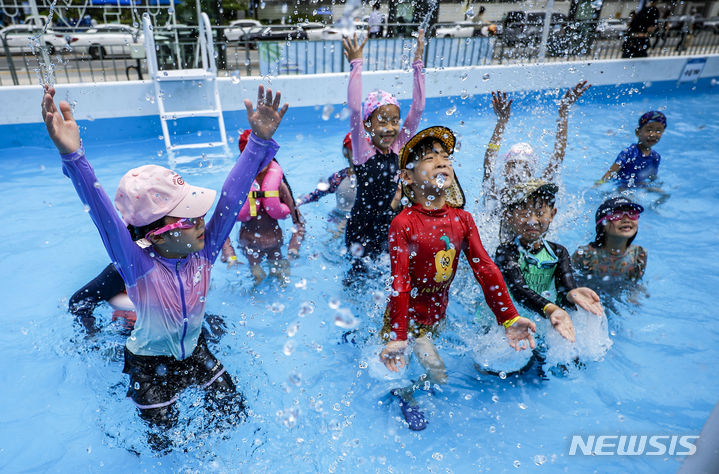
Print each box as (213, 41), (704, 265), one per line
(2, 34), (19, 85)
(538, 0), (555, 61)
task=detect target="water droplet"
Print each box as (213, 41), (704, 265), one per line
(287, 322), (299, 337)
(492, 395), (499, 402)
(518, 403), (527, 410)
(445, 105), (457, 116)
(328, 298), (341, 310)
(334, 308), (358, 329)
(283, 339), (296, 355)
(460, 72), (468, 81)
(321, 104), (334, 121)
(435, 173), (446, 187)
(482, 73), (490, 81)
(400, 196), (409, 206)
(350, 243), (364, 257)
(499, 371), (507, 379)
(410, 287), (419, 298)
(271, 302), (285, 313)
(316, 180), (330, 192)
(460, 90), (469, 100)
(534, 455), (547, 465)
(298, 301), (314, 317)
(513, 460), (521, 468)
(432, 452), (443, 461)
(489, 425), (496, 432)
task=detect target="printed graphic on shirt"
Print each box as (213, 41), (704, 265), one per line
(434, 235), (456, 283)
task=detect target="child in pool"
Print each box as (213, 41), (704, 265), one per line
(296, 132), (357, 237)
(572, 197), (647, 283)
(482, 82), (590, 243)
(42, 84), (287, 449)
(221, 129), (305, 284)
(342, 30), (425, 273)
(379, 127), (536, 431)
(597, 111), (666, 188)
(495, 180), (604, 342)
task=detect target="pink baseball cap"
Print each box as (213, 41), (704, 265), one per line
(114, 165), (217, 226)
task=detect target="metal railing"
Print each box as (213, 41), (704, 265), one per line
(3, 19), (719, 86)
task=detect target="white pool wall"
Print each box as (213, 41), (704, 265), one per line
(2, 54), (718, 125)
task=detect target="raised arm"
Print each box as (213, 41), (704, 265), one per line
(543, 80), (590, 182)
(204, 86), (287, 261)
(394, 29), (426, 152)
(483, 91), (512, 195)
(343, 34), (374, 166)
(42, 86), (147, 286)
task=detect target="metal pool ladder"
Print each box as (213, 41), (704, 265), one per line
(142, 12), (229, 157)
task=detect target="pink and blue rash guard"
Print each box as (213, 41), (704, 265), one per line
(61, 133), (279, 360)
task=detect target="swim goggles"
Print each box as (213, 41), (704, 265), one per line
(145, 216), (204, 240)
(602, 210), (640, 223)
(515, 237), (559, 269)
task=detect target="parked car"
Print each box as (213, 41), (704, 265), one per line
(702, 16), (719, 34)
(0, 24), (68, 54)
(249, 25), (307, 41)
(435, 21), (476, 38)
(223, 19), (264, 42)
(68, 24), (142, 59)
(501, 11), (566, 47)
(301, 22), (348, 41)
(595, 18), (628, 39)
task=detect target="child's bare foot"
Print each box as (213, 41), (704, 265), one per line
(250, 264), (266, 285)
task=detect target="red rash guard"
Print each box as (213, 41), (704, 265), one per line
(387, 204), (520, 341)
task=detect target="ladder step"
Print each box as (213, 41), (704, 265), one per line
(155, 68), (215, 81)
(168, 142), (226, 151)
(162, 109), (221, 120)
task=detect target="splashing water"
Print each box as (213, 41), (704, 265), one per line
(435, 173), (446, 187)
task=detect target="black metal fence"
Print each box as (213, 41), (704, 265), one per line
(2, 19), (719, 86)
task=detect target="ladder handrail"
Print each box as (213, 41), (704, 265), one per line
(142, 13), (158, 77)
(201, 13), (216, 73)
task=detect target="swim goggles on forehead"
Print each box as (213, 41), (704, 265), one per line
(515, 237), (559, 269)
(145, 216), (204, 240)
(601, 210), (640, 223)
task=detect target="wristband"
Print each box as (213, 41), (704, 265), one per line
(487, 143), (500, 151)
(228, 256), (237, 262)
(502, 316), (520, 329)
(542, 303), (552, 314)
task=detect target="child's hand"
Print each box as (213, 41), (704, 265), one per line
(567, 287), (604, 317)
(491, 90), (512, 123)
(244, 85), (289, 141)
(558, 80), (591, 116)
(547, 306), (576, 342)
(504, 317), (537, 351)
(380, 340), (408, 372)
(342, 33), (367, 62)
(41, 85), (81, 154)
(413, 28), (425, 62)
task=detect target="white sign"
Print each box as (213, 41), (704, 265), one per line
(678, 58), (706, 83)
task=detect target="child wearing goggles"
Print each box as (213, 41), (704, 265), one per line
(495, 180), (604, 343)
(43, 84), (288, 451)
(572, 197), (647, 284)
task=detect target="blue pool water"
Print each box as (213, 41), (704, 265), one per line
(1, 79), (718, 472)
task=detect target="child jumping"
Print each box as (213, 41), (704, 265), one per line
(379, 126), (536, 431)
(221, 129), (305, 284)
(597, 111), (666, 188)
(42, 84), (288, 450)
(572, 197), (647, 284)
(482, 82), (590, 242)
(342, 31), (425, 276)
(495, 180), (604, 342)
(296, 132), (356, 237)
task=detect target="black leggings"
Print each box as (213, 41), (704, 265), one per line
(69, 263), (126, 334)
(123, 333), (246, 449)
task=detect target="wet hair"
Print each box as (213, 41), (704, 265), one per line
(127, 216), (166, 242)
(505, 189), (556, 215)
(404, 136), (448, 168)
